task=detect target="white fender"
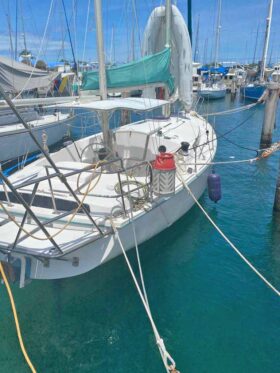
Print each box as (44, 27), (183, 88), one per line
(142, 5), (193, 111)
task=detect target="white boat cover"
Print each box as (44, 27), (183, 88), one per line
(0, 56), (58, 94)
(52, 97), (169, 112)
(142, 5), (193, 110)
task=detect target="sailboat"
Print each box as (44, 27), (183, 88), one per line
(0, 56), (71, 162)
(0, 0), (217, 286)
(242, 0), (274, 100)
(198, 0), (226, 100)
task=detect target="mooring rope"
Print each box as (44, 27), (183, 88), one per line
(201, 102), (259, 117)
(177, 157), (258, 166)
(0, 262), (37, 372)
(176, 168), (280, 297)
(125, 173), (150, 308)
(181, 141), (280, 167)
(110, 219), (179, 373)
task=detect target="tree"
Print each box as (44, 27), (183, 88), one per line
(35, 60), (47, 70)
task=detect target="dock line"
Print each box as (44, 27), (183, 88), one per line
(0, 262), (37, 372)
(176, 168), (280, 297)
(110, 218), (180, 373)
(201, 102), (260, 117)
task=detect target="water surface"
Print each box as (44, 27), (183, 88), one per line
(0, 94), (279, 372)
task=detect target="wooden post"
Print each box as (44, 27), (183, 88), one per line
(260, 82), (280, 149)
(274, 159), (280, 212)
(230, 80), (236, 94)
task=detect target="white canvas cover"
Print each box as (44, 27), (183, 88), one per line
(0, 56), (58, 94)
(53, 97), (169, 112)
(142, 5), (193, 110)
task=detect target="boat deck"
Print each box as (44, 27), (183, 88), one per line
(0, 113), (215, 258)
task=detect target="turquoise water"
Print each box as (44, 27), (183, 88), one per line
(0, 95), (280, 372)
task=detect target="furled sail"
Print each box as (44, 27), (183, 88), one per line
(142, 5), (193, 110)
(0, 56), (58, 94)
(82, 48), (174, 93)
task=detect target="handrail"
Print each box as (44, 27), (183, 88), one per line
(0, 158), (153, 257)
(13, 158), (151, 190)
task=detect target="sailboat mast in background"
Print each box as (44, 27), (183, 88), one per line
(165, 0), (172, 48)
(214, 0), (222, 67)
(194, 14), (200, 62)
(94, 0), (112, 151)
(260, 0), (273, 82)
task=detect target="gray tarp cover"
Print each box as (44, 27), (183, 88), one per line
(0, 56), (58, 93)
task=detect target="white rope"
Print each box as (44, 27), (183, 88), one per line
(202, 102), (259, 117)
(176, 157), (258, 167)
(125, 174), (150, 308)
(14, 0), (55, 99)
(110, 219), (179, 373)
(176, 168), (280, 297)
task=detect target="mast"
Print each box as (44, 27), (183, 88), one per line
(94, 0), (112, 150)
(194, 14), (200, 62)
(260, 0), (273, 82)
(62, 0), (78, 73)
(109, 26), (114, 65)
(203, 38), (208, 65)
(252, 22), (260, 64)
(187, 0), (192, 45)
(6, 12), (14, 60)
(20, 1), (28, 54)
(214, 0), (222, 68)
(15, 0), (18, 60)
(131, 26), (135, 61)
(165, 0), (172, 48)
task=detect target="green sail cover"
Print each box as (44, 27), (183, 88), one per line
(82, 48), (174, 93)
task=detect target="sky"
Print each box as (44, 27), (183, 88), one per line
(0, 0), (280, 65)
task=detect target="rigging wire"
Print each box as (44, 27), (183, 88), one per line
(82, 0), (91, 65)
(61, 0), (77, 73)
(200, 101), (260, 117)
(185, 109), (259, 155)
(176, 168), (280, 298)
(14, 0), (55, 99)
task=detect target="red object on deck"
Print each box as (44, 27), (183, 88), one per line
(153, 153), (176, 171)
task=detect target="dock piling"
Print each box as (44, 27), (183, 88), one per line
(274, 159), (280, 212)
(260, 82), (280, 148)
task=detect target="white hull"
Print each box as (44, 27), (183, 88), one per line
(0, 108), (39, 126)
(0, 107), (216, 283)
(0, 114), (69, 162)
(31, 165), (210, 280)
(198, 88), (226, 99)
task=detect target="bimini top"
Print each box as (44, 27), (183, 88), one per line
(53, 97), (169, 112)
